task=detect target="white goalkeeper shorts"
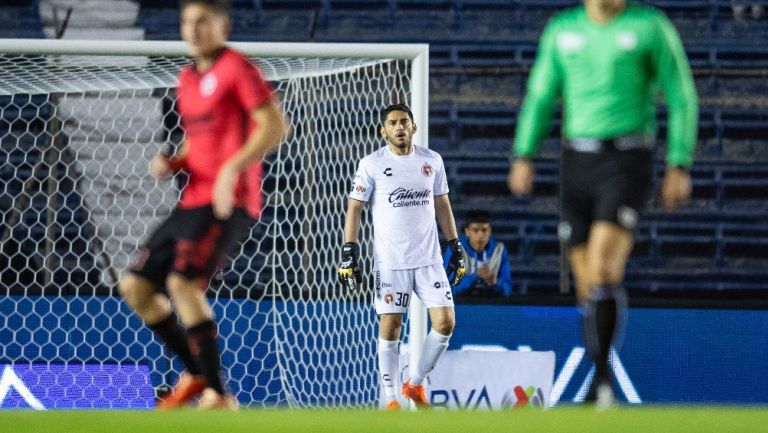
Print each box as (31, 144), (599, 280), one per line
(373, 262), (454, 315)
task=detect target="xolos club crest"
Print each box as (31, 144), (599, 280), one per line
(421, 162), (433, 177)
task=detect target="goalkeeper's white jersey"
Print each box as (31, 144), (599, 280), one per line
(349, 144), (449, 270)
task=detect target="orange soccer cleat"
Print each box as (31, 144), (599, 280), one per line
(385, 400), (401, 411)
(401, 380), (429, 408)
(197, 388), (240, 411)
(156, 372), (207, 410)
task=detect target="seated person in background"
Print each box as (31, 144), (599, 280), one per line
(444, 210), (513, 297)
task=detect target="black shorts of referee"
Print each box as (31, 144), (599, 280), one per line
(558, 134), (654, 249)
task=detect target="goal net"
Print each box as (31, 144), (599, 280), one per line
(0, 40), (428, 408)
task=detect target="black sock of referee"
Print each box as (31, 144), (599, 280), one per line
(187, 320), (226, 395)
(581, 286), (624, 387)
(149, 314), (202, 376)
(592, 296), (616, 384)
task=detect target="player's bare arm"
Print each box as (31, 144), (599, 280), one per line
(434, 194), (458, 241)
(342, 198), (365, 243)
(338, 198), (365, 288)
(434, 194), (465, 285)
(213, 101), (290, 219)
(236, 101), (291, 166)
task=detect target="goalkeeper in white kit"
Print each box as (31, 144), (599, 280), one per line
(338, 104), (466, 410)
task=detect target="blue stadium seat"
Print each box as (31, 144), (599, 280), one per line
(0, 6), (43, 39)
(715, 46), (768, 68)
(646, 0), (718, 13)
(394, 0), (454, 10)
(326, 0), (394, 10)
(257, 0), (327, 9)
(456, 0), (523, 10)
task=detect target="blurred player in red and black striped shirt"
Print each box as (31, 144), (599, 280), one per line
(118, 0), (289, 410)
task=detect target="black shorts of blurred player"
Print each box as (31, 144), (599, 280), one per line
(131, 205), (254, 290)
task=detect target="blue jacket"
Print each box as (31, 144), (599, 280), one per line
(443, 234), (513, 297)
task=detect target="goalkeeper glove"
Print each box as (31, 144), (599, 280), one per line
(338, 242), (362, 290)
(446, 239), (466, 286)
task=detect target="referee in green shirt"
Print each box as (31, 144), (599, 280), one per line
(508, 0), (698, 406)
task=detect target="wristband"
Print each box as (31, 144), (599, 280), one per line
(166, 155), (188, 172)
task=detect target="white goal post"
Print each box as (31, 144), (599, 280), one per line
(0, 38), (428, 408)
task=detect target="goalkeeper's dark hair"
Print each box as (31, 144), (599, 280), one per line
(180, 0), (230, 15)
(381, 103), (414, 125)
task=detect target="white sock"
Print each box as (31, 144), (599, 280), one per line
(377, 338), (399, 401)
(411, 329), (451, 386)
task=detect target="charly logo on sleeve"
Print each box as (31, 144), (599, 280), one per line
(387, 187), (431, 208)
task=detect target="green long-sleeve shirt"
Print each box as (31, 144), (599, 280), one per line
(513, 3), (698, 167)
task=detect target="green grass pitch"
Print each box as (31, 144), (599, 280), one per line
(3, 407), (768, 433)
